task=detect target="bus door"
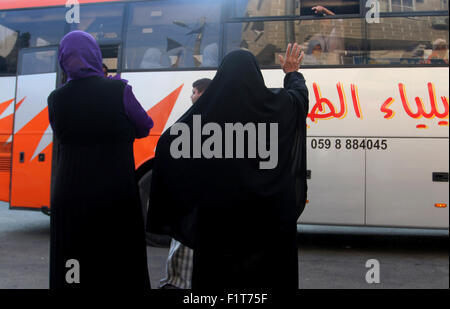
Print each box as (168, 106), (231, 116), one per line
(10, 46), (58, 210)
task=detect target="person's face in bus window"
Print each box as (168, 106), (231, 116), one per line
(312, 44), (322, 57)
(191, 87), (203, 104)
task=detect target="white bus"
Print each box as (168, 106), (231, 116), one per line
(0, 0), (448, 241)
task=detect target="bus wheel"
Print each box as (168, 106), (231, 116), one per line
(138, 169), (171, 248)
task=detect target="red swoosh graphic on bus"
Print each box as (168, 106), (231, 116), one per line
(134, 84), (184, 168)
(0, 99), (14, 115)
(0, 98), (16, 202)
(2, 85), (182, 204)
(14, 106), (52, 155)
(1, 82), (182, 169)
(9, 106), (53, 207)
(0, 98), (26, 140)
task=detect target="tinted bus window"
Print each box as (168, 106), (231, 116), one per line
(379, 0), (448, 12)
(226, 19), (365, 66)
(300, 0), (360, 16)
(20, 49), (57, 75)
(0, 8), (66, 74)
(124, 0), (221, 70)
(367, 16), (449, 64)
(70, 4), (125, 42)
(230, 0), (300, 17)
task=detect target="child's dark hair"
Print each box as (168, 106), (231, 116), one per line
(192, 78), (212, 93)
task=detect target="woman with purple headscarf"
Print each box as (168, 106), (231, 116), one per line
(48, 31), (153, 289)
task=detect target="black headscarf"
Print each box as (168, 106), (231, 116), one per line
(147, 50), (308, 250)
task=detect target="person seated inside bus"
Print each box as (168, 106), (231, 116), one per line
(400, 44), (427, 65)
(201, 43), (219, 67)
(302, 39), (326, 65)
(425, 38), (449, 65)
(139, 47), (166, 69)
(305, 5), (345, 65)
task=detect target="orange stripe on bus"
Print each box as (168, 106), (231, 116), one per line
(0, 99), (14, 115)
(10, 106), (53, 208)
(134, 85), (183, 169)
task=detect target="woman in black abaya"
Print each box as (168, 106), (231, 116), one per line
(48, 31), (152, 289)
(147, 44), (309, 289)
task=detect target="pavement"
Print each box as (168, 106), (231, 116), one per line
(0, 202), (448, 289)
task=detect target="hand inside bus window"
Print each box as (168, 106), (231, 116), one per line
(312, 5), (335, 16)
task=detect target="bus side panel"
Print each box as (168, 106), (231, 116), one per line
(0, 76), (16, 203)
(264, 67), (449, 138)
(299, 137), (366, 225)
(122, 71), (217, 168)
(10, 73), (55, 209)
(367, 138), (449, 229)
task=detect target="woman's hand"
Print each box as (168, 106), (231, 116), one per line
(312, 6), (335, 15)
(279, 43), (304, 74)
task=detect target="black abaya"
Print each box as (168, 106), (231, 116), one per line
(48, 76), (150, 289)
(147, 50), (309, 289)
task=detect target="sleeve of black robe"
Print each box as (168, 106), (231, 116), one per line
(284, 71), (309, 218)
(284, 71), (309, 114)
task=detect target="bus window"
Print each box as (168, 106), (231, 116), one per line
(0, 8), (66, 74)
(229, 0), (301, 17)
(19, 49), (57, 75)
(226, 19), (364, 66)
(300, 0), (360, 16)
(70, 3), (125, 42)
(229, 0), (359, 18)
(367, 16), (449, 65)
(379, 0), (449, 12)
(124, 0), (221, 70)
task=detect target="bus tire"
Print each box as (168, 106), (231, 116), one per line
(138, 168), (171, 248)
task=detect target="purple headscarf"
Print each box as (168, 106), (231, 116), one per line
(58, 31), (104, 81)
(56, 31), (153, 138)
